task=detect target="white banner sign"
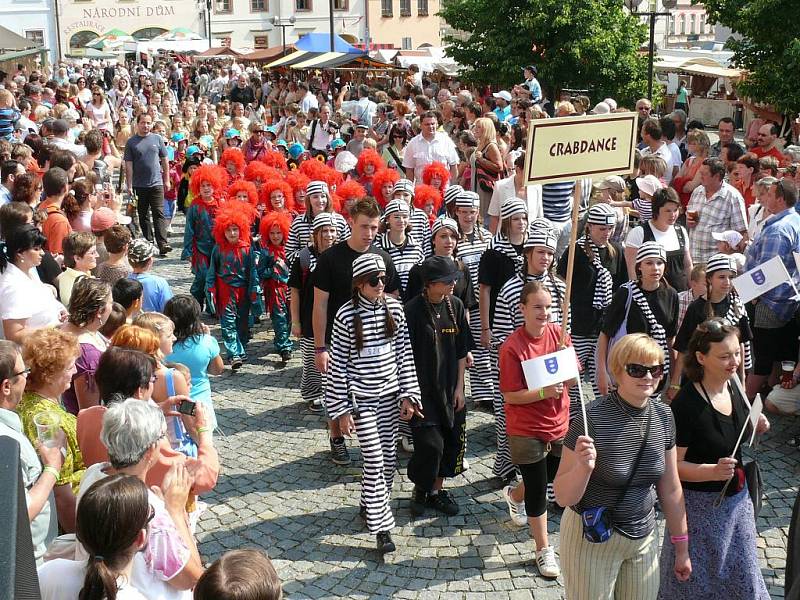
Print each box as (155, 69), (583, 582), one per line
(522, 346), (580, 391)
(733, 255), (795, 304)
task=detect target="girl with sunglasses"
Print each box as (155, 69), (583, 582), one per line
(554, 333), (691, 599)
(597, 241), (679, 398)
(659, 319), (769, 599)
(324, 254), (421, 555)
(670, 254), (752, 400)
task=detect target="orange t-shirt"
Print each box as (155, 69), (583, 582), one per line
(40, 200), (72, 255)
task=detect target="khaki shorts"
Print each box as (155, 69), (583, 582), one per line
(508, 436), (563, 466)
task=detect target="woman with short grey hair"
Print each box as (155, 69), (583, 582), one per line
(76, 398), (205, 592)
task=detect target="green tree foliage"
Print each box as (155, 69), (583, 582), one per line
(701, 0), (800, 114)
(439, 0), (651, 107)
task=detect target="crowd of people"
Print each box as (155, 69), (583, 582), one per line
(0, 56), (799, 599)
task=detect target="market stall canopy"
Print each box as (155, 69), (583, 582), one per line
(86, 29), (134, 50)
(289, 52), (393, 70)
(240, 46), (290, 62)
(152, 28), (204, 42)
(195, 46), (243, 58)
(391, 47), (461, 76)
(293, 32), (362, 54)
(122, 39), (209, 54)
(0, 25), (41, 52)
(654, 57), (743, 80)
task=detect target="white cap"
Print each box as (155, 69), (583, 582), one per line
(603, 98), (618, 111)
(493, 90), (512, 102)
(590, 102), (610, 115)
(711, 230), (743, 248)
(635, 174), (664, 197)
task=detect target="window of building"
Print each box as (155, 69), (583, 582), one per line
(250, 0), (268, 11)
(333, 0), (347, 8)
(381, 0), (392, 16)
(699, 14), (706, 33)
(669, 16), (675, 35)
(402, 36), (412, 49)
(400, 0), (411, 16)
(679, 14), (685, 34)
(216, 0), (232, 12)
(417, 0), (428, 15)
(690, 14), (696, 34)
(296, 0), (311, 9)
(24, 30), (44, 46)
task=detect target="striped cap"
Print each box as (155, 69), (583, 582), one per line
(393, 179), (415, 196)
(586, 203), (617, 226)
(528, 218), (553, 235)
(312, 213), (336, 231)
(524, 230), (557, 251)
(352, 253), (386, 279)
(443, 185), (464, 205)
(635, 241), (666, 264)
(306, 180), (330, 197)
(500, 198), (528, 220)
(431, 216), (459, 238)
(706, 253), (737, 274)
(455, 190), (480, 209)
(383, 199), (410, 217)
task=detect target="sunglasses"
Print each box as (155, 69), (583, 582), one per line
(625, 363), (665, 379)
(366, 274), (386, 287)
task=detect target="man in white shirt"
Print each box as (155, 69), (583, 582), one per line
(49, 119), (87, 158)
(298, 81), (318, 114)
(403, 111), (459, 183)
(306, 104), (337, 155)
(640, 118), (675, 184)
(337, 84), (377, 127)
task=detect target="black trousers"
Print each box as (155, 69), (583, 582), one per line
(134, 185), (168, 249)
(407, 407), (466, 493)
(519, 454), (561, 518)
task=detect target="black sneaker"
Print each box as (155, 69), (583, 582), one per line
(230, 356), (243, 371)
(376, 531), (396, 554)
(330, 436), (351, 465)
(410, 487), (427, 516)
(280, 350), (292, 362)
(426, 489), (459, 516)
(158, 244), (172, 257)
(789, 435), (800, 448)
(359, 505), (367, 521)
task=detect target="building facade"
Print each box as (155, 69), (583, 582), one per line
(1, 0), (59, 65)
(57, 0), (204, 60)
(366, 0), (441, 49)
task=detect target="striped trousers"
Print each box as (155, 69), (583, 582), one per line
(299, 337), (325, 402)
(561, 507), (660, 600)
(491, 347), (516, 479)
(569, 335), (600, 419)
(354, 394), (399, 534)
(468, 306), (494, 404)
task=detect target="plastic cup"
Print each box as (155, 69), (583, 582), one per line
(782, 361), (796, 385)
(33, 411), (61, 448)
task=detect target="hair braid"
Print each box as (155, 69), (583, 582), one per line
(382, 297), (397, 339)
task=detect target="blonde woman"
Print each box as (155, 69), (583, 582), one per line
(673, 130), (710, 207)
(471, 117), (505, 221)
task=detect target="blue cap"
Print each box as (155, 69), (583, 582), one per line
(276, 139), (288, 148)
(330, 138), (345, 150)
(288, 142), (304, 159)
(224, 128), (242, 139)
(265, 125), (277, 137)
(171, 132), (187, 143)
(186, 145), (202, 157)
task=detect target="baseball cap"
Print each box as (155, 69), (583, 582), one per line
(590, 102), (610, 115)
(330, 138), (345, 150)
(91, 207), (131, 231)
(224, 128), (242, 139)
(128, 238), (159, 263)
(186, 145), (203, 158)
(492, 90), (512, 102)
(711, 230), (743, 247)
(635, 174), (664, 197)
(524, 65), (537, 75)
(171, 132), (187, 143)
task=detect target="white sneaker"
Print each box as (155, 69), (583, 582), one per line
(462, 457), (470, 471)
(536, 546), (561, 578)
(502, 485), (528, 526)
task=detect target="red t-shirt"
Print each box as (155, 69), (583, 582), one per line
(751, 145), (788, 166)
(498, 322), (571, 441)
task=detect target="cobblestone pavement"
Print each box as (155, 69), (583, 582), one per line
(157, 215), (797, 599)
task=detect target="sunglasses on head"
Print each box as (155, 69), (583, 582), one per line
(625, 363), (664, 379)
(367, 274), (386, 287)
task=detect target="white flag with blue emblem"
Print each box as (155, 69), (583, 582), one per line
(522, 346), (580, 391)
(733, 255), (797, 305)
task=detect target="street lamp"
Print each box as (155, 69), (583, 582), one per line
(625, 0), (677, 101)
(206, 0), (213, 45)
(272, 15), (296, 54)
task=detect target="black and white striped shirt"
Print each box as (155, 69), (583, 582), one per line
(376, 233), (425, 295)
(286, 212), (350, 263)
(492, 272), (568, 344)
(565, 392), (676, 539)
(541, 181), (575, 223)
(409, 208), (432, 256)
(326, 294), (421, 420)
(456, 226), (491, 304)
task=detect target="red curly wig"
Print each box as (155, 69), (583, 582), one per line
(212, 203), (254, 249)
(189, 164), (227, 198)
(221, 147), (246, 174)
(227, 180), (258, 207)
(336, 179), (367, 202)
(414, 184), (443, 220)
(259, 150), (288, 173)
(260, 178), (296, 213)
(299, 159), (329, 183)
(285, 170), (310, 214)
(372, 168), (401, 208)
(356, 149), (385, 178)
(243, 161), (283, 186)
(258, 210), (291, 251)
(422, 161), (451, 194)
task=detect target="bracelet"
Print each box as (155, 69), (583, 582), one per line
(197, 427), (210, 434)
(42, 465), (60, 479)
(538, 388), (545, 400)
(669, 384), (681, 391)
(314, 346), (327, 354)
(670, 534), (689, 544)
